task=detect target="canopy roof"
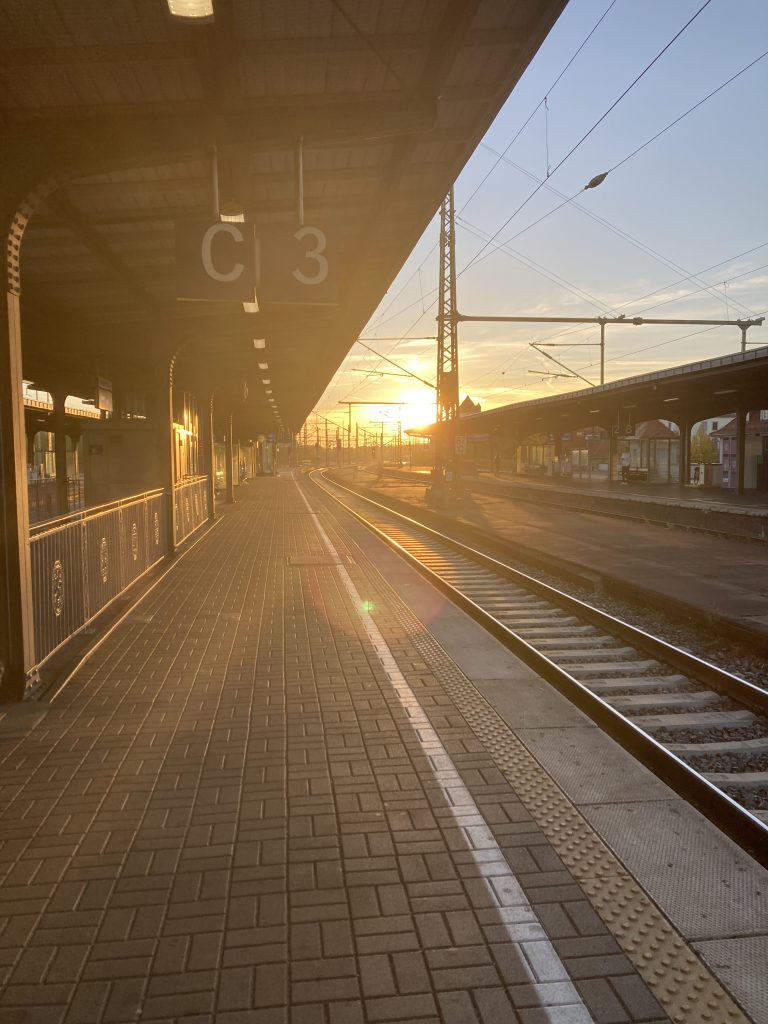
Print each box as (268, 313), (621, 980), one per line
(2, 0), (568, 433)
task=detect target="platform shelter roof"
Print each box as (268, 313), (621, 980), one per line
(457, 344), (768, 437)
(1, 0), (568, 435)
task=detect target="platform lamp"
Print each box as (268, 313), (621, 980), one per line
(166, 0), (214, 21)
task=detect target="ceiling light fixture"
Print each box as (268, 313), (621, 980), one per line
(258, 363), (268, 370)
(166, 0), (214, 22)
(243, 301), (259, 314)
(262, 379), (270, 384)
(253, 338), (266, 349)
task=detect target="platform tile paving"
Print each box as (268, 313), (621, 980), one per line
(0, 478), (674, 1023)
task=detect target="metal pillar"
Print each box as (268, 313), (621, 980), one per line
(225, 413), (234, 503)
(680, 418), (691, 487)
(0, 290), (35, 699)
(599, 319), (606, 386)
(607, 431), (615, 482)
(202, 392), (215, 523)
(158, 360), (176, 557)
(51, 388), (69, 515)
(431, 187), (460, 503)
(295, 136), (304, 227)
(736, 406), (747, 496)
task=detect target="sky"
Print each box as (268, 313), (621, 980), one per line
(311, 0), (768, 437)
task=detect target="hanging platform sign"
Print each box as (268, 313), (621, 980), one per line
(175, 221), (336, 305)
(257, 224), (337, 306)
(176, 221), (258, 302)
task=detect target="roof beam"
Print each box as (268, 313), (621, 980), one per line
(0, 29), (525, 69)
(44, 191), (165, 318)
(2, 95), (436, 192)
(25, 196), (434, 232)
(65, 165), (387, 200)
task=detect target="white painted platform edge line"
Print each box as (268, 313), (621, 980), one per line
(295, 476), (594, 1022)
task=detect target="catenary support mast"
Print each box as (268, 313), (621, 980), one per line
(431, 187), (460, 503)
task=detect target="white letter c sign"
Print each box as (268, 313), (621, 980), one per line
(201, 223), (245, 283)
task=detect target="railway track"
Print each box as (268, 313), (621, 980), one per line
(311, 470), (768, 866)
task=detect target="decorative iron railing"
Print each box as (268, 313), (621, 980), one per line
(28, 474), (86, 524)
(30, 489), (167, 667)
(173, 475), (209, 545)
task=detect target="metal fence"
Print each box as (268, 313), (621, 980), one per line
(173, 475), (209, 545)
(28, 474), (86, 525)
(30, 489), (167, 666)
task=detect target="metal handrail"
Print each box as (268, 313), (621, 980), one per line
(173, 474), (208, 487)
(30, 488), (165, 539)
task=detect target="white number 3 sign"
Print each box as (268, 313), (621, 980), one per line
(292, 226), (329, 286)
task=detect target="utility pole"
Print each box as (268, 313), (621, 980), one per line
(430, 187), (460, 506)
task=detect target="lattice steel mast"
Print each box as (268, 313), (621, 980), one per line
(432, 187), (460, 498)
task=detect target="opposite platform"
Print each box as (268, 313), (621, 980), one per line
(0, 472), (765, 1024)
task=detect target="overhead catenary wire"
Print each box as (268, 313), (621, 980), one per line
(462, 247), (768, 387)
(361, 0), (621, 347)
(530, 242), (768, 350)
(609, 46), (768, 175)
(365, 1), (763, 371)
(359, 9), (747, 357)
(458, 38), (768, 324)
(323, 0), (760, 419)
(582, 308), (768, 371)
(478, 142), (759, 318)
(457, 216), (623, 315)
(457, 0), (716, 284)
(460, 0), (620, 215)
(359, 230), (768, 396)
(362, 0), (691, 360)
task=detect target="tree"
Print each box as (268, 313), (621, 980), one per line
(689, 424), (719, 464)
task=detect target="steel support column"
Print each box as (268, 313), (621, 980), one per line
(0, 290), (35, 700)
(737, 406), (747, 496)
(680, 418), (691, 487)
(607, 431), (615, 482)
(202, 392), (215, 524)
(225, 414), (234, 503)
(158, 360), (176, 557)
(51, 388), (69, 515)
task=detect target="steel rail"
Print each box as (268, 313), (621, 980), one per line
(310, 469), (768, 867)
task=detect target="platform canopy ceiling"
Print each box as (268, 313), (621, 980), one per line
(2, 0), (568, 433)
